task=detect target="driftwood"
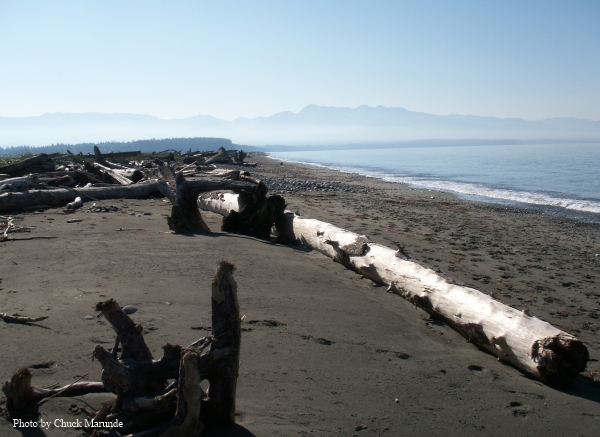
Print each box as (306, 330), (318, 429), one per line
(94, 146), (134, 170)
(0, 154), (55, 177)
(0, 176), (36, 192)
(0, 312), (49, 324)
(198, 194), (589, 387)
(66, 196), (83, 210)
(0, 183), (159, 213)
(205, 147), (232, 164)
(2, 260), (242, 436)
(2, 367), (105, 410)
(46, 175), (77, 187)
(156, 164), (263, 234)
(198, 189), (285, 240)
(88, 162), (143, 185)
(206, 261), (240, 425)
(221, 181), (286, 239)
(166, 170), (284, 238)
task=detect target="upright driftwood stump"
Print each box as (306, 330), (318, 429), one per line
(2, 260), (243, 436)
(206, 261), (241, 425)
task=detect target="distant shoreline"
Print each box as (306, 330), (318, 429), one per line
(263, 151), (600, 224)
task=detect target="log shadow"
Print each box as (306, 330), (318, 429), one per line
(172, 229), (314, 253)
(13, 428), (46, 437)
(8, 408), (46, 437)
(0, 322), (50, 330)
(556, 374), (600, 404)
(202, 423), (257, 437)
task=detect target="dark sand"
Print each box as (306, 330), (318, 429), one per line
(1, 155), (599, 436)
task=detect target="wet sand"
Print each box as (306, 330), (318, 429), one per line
(1, 154), (599, 436)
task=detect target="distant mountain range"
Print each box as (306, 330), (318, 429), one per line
(1, 105), (599, 148)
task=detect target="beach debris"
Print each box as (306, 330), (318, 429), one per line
(0, 183), (161, 213)
(66, 196), (83, 210)
(205, 147), (232, 164)
(0, 154), (55, 177)
(1, 260), (242, 436)
(1, 235), (58, 242)
(0, 146), (260, 214)
(199, 192), (589, 387)
(157, 161), (284, 236)
(1, 367), (104, 410)
(0, 312), (49, 325)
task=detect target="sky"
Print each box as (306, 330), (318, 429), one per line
(0, 0), (599, 121)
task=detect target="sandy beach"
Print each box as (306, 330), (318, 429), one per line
(1, 154), (599, 436)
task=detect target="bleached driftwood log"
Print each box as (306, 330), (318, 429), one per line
(198, 192), (245, 216)
(197, 194), (589, 387)
(89, 162), (142, 185)
(66, 196), (83, 210)
(156, 164), (256, 233)
(0, 183), (160, 212)
(198, 184), (285, 239)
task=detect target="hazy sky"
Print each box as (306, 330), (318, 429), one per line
(1, 0), (598, 120)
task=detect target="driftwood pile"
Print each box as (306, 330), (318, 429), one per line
(1, 261), (241, 436)
(0, 147), (255, 214)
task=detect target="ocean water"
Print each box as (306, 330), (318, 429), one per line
(269, 142), (600, 221)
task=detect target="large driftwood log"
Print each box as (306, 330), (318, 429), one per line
(156, 165), (256, 233)
(198, 189), (286, 239)
(88, 162), (142, 185)
(0, 183), (160, 212)
(0, 154), (55, 177)
(197, 194), (589, 387)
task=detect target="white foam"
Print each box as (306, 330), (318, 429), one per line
(267, 155), (600, 215)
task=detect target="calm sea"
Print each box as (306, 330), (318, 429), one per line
(269, 142), (600, 222)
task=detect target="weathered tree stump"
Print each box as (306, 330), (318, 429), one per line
(2, 260), (243, 435)
(205, 261), (241, 426)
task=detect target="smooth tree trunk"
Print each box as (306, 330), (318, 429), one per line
(0, 182), (160, 212)
(197, 193), (589, 387)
